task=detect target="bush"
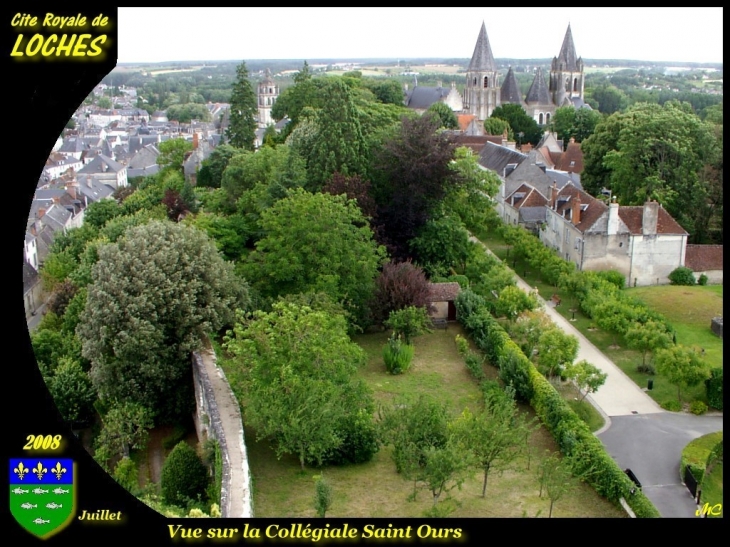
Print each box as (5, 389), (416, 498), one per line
(596, 270), (626, 290)
(690, 401), (708, 415)
(454, 334), (470, 357)
(464, 352), (486, 381)
(322, 408), (379, 465)
(698, 273), (708, 286)
(661, 400), (682, 412)
(636, 363), (655, 375)
(668, 267), (696, 286)
(161, 442), (210, 507)
(382, 335), (414, 375)
(112, 456), (139, 494)
(705, 368), (723, 410)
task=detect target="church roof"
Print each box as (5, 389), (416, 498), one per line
(554, 24), (580, 72)
(500, 67), (524, 105)
(405, 86), (451, 110)
(468, 22), (497, 72)
(525, 67), (551, 105)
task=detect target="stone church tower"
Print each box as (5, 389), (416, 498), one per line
(257, 68), (279, 128)
(464, 22), (500, 121)
(549, 24), (585, 107)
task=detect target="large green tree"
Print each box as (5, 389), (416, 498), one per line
(226, 61), (258, 150)
(78, 220), (249, 422)
(551, 106), (603, 147)
(224, 302), (377, 469)
(655, 345), (712, 402)
(242, 188), (386, 328)
(489, 104), (542, 146)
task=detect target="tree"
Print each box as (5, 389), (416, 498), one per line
(97, 96), (112, 109)
(371, 260), (433, 324)
(95, 402), (154, 460)
(161, 441), (210, 506)
(551, 106), (603, 146)
(419, 443), (472, 509)
(84, 199), (123, 229)
(537, 452), (576, 518)
(45, 357), (96, 424)
(489, 104), (542, 145)
(590, 84), (628, 115)
(322, 172), (377, 220)
(536, 328), (579, 378)
(372, 114), (462, 260)
(450, 394), (535, 497)
(313, 474), (334, 517)
(165, 103), (212, 124)
(593, 298), (638, 348)
(78, 220), (249, 422)
(564, 360), (607, 401)
(444, 146), (501, 230)
(40, 249), (77, 292)
(384, 306), (433, 345)
(226, 61), (258, 150)
(425, 102), (458, 129)
(303, 78), (369, 190)
(157, 138), (193, 172)
(625, 320), (673, 366)
(483, 117), (512, 139)
(243, 188), (386, 329)
(495, 285), (538, 322)
(46, 279), (78, 317)
(655, 345), (712, 402)
(409, 215), (471, 277)
(196, 144), (238, 188)
(371, 79), (405, 106)
(224, 302), (377, 470)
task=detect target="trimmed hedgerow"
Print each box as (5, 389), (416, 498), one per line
(705, 367), (723, 410)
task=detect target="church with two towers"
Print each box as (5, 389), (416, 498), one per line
(463, 22), (589, 125)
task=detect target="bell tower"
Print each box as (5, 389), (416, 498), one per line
(257, 68), (279, 128)
(464, 22), (500, 121)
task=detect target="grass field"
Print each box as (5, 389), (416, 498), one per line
(474, 229), (723, 409)
(218, 325), (625, 518)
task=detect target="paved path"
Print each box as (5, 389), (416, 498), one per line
(469, 236), (723, 517)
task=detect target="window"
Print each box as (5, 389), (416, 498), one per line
(539, 113), (544, 125)
(473, 77), (477, 86)
(483, 76), (489, 88)
(573, 78), (578, 92)
(546, 113), (551, 124)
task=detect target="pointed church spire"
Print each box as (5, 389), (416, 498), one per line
(525, 67), (551, 105)
(500, 66), (524, 105)
(556, 24), (579, 71)
(468, 22), (497, 72)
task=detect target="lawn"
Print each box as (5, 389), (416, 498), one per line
(218, 325), (625, 518)
(473, 229), (723, 409)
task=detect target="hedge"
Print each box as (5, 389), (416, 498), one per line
(455, 288), (661, 518)
(706, 368), (723, 410)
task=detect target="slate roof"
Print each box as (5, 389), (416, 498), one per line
(685, 245), (723, 271)
(500, 67), (524, 105)
(468, 22), (497, 72)
(525, 67), (551, 105)
(617, 206), (688, 235)
(478, 141), (527, 175)
(128, 165), (160, 178)
(571, 96), (592, 109)
(554, 24), (580, 72)
(427, 282), (461, 302)
(519, 206), (548, 223)
(546, 170), (582, 190)
(78, 154), (125, 174)
(23, 260), (39, 294)
(405, 86), (451, 110)
(76, 177), (115, 202)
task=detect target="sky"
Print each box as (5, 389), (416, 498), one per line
(117, 7), (723, 65)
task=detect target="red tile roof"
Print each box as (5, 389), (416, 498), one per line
(685, 245), (723, 271)
(553, 184), (607, 232)
(427, 282), (461, 302)
(457, 114), (476, 132)
(617, 206), (688, 235)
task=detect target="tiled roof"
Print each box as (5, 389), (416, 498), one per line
(457, 114), (476, 132)
(553, 184), (607, 232)
(427, 282), (461, 302)
(685, 245), (723, 271)
(617, 206), (688, 235)
(406, 86), (450, 110)
(556, 140), (583, 173)
(452, 134), (491, 154)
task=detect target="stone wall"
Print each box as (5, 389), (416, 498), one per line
(191, 350), (254, 517)
(711, 317), (722, 339)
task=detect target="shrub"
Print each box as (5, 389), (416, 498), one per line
(384, 306), (432, 344)
(382, 335), (414, 375)
(705, 368), (723, 410)
(690, 401), (708, 415)
(636, 364), (655, 375)
(322, 408), (379, 465)
(596, 270), (626, 290)
(464, 352), (486, 381)
(112, 456), (139, 494)
(698, 274), (708, 286)
(668, 266), (696, 286)
(661, 400), (682, 412)
(161, 442), (210, 507)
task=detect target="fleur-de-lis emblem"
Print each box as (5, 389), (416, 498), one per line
(14, 462), (29, 480)
(51, 462), (67, 480)
(32, 462), (48, 480)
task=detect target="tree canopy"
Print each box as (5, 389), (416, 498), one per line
(226, 61), (258, 150)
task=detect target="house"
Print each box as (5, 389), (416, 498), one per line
(23, 260), (43, 321)
(540, 187), (688, 286)
(183, 132), (213, 185)
(427, 282), (461, 322)
(684, 245), (723, 284)
(77, 154), (128, 190)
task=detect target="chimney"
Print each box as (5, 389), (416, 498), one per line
(522, 143), (533, 153)
(549, 182), (558, 209)
(572, 194), (581, 225)
(38, 208), (46, 218)
(193, 132), (199, 150)
(67, 183), (76, 200)
(607, 196), (620, 236)
(52, 196), (60, 204)
(642, 200), (659, 236)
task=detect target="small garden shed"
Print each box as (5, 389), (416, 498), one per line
(427, 282), (461, 322)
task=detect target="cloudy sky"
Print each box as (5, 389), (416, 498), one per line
(117, 8), (723, 65)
